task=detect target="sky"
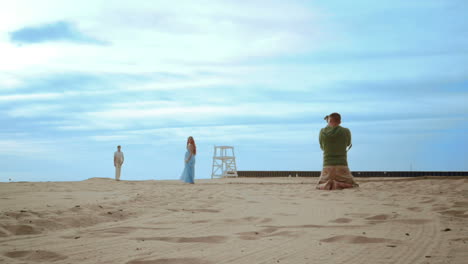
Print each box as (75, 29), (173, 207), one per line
(1, 0), (467, 182)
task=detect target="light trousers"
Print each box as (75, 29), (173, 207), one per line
(115, 165), (122, 180)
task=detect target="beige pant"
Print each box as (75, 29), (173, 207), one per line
(316, 166), (358, 190)
(115, 165), (122, 180)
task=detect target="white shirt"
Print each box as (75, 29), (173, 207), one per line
(114, 151), (124, 164)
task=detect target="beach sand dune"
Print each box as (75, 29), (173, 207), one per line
(1, 177), (467, 263)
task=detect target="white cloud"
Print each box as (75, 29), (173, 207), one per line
(0, 43), (61, 72)
(0, 139), (55, 157)
(121, 76), (240, 91)
(87, 123), (323, 146)
(40, 87), (467, 134)
(0, 73), (23, 89)
(6, 104), (64, 117)
(58, 101), (328, 131)
(89, 135), (133, 142)
(0, 0), (321, 77)
(0, 89), (117, 103)
(0, 92), (64, 102)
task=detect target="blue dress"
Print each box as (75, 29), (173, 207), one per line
(180, 147), (195, 183)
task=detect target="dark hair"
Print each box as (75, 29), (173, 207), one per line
(326, 112), (341, 122)
(117, 145), (121, 148)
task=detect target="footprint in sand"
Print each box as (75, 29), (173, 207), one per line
(89, 227), (174, 238)
(1, 224), (42, 236)
(275, 213), (296, 216)
(134, 236), (227, 243)
(236, 227), (299, 240)
(365, 214), (394, 221)
(240, 216), (272, 223)
(167, 209), (220, 213)
(3, 210), (42, 219)
(345, 213), (370, 218)
(330, 218), (352, 223)
(364, 214), (431, 225)
(191, 209), (220, 213)
(320, 235), (399, 244)
(4, 250), (67, 262)
(190, 220), (211, 224)
(98, 226), (138, 235)
(127, 258), (211, 264)
(419, 198), (436, 204)
(236, 227), (278, 240)
(407, 207), (423, 212)
(437, 210), (468, 218)
(382, 203), (400, 207)
(393, 219), (432, 224)
(450, 237), (468, 243)
(453, 201), (468, 207)
(221, 217), (272, 224)
(432, 205), (450, 211)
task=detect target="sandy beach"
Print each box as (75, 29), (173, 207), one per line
(1, 177), (467, 264)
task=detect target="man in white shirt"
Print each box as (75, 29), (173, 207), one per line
(114, 145), (124, 181)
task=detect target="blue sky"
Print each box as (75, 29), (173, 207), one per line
(1, 0), (467, 182)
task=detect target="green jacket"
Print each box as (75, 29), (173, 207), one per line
(319, 125), (352, 166)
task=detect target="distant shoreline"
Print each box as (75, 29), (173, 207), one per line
(2, 172), (467, 183)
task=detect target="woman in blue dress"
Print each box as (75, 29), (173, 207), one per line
(180, 136), (196, 184)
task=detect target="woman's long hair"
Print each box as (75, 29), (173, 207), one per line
(187, 136), (197, 155)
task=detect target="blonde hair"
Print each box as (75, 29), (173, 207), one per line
(187, 136), (196, 155)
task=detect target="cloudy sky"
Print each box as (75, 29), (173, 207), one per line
(1, 0), (467, 181)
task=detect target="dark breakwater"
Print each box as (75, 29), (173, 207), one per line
(237, 171), (468, 177)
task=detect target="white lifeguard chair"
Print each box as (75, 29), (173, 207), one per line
(211, 146), (238, 178)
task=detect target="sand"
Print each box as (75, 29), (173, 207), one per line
(1, 177), (467, 264)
